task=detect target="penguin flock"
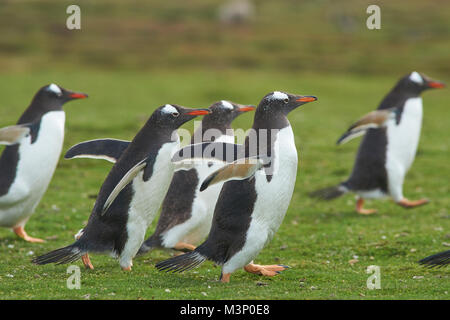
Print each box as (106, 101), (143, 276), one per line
(0, 72), (446, 286)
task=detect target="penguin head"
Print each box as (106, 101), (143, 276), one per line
(32, 84), (88, 111)
(206, 100), (255, 126)
(258, 91), (317, 116)
(153, 104), (210, 129)
(403, 72), (445, 93)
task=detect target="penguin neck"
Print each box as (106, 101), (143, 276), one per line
(201, 116), (232, 134)
(378, 82), (422, 110)
(134, 120), (178, 151)
(18, 99), (64, 124)
(245, 111), (291, 159)
(191, 117), (233, 143)
(252, 109), (290, 131)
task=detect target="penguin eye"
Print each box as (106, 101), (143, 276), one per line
(283, 98), (289, 104)
(172, 112), (180, 118)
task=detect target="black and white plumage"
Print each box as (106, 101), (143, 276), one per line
(32, 104), (210, 270)
(64, 138), (130, 163)
(138, 100), (255, 254)
(311, 72), (445, 214)
(0, 84), (87, 242)
(156, 91), (317, 282)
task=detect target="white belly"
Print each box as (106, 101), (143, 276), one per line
(119, 140), (179, 267)
(385, 98), (422, 200)
(161, 134), (234, 247)
(224, 126), (298, 273)
(128, 141), (179, 228)
(0, 111), (65, 227)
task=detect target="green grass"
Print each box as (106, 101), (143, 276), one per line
(0, 70), (448, 299)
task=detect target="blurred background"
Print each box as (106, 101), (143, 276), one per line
(1, 0), (448, 75)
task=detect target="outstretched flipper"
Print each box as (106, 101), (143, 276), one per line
(336, 108), (400, 145)
(172, 142), (246, 164)
(65, 138), (130, 163)
(200, 157), (266, 191)
(0, 124), (30, 145)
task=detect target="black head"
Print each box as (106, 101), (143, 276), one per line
(151, 104), (210, 131)
(31, 83), (88, 112)
(395, 72), (445, 96)
(203, 100), (255, 130)
(256, 91), (317, 117)
(17, 83), (88, 124)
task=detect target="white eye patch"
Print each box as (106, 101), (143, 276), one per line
(268, 91), (289, 101)
(161, 104), (178, 114)
(409, 71), (423, 84)
(47, 83), (62, 95)
(221, 100), (234, 110)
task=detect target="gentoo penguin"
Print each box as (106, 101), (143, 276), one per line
(32, 104), (210, 270)
(138, 101), (255, 254)
(419, 250), (450, 267)
(156, 91), (317, 282)
(0, 84), (87, 242)
(310, 72), (445, 214)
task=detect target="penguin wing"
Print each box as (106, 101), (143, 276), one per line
(336, 110), (391, 145)
(172, 142), (246, 167)
(0, 124), (30, 145)
(101, 157), (148, 215)
(65, 139), (130, 163)
(200, 157), (265, 191)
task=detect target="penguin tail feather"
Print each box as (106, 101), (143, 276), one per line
(309, 184), (348, 200)
(155, 251), (207, 273)
(32, 244), (84, 265)
(419, 250), (450, 268)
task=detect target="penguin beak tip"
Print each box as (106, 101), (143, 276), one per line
(428, 81), (445, 89)
(69, 93), (88, 99)
(238, 105), (256, 112)
(296, 96), (318, 103)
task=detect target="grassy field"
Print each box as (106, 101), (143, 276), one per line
(0, 70), (448, 299)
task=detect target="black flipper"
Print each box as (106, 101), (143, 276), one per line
(65, 139), (130, 163)
(172, 142), (246, 164)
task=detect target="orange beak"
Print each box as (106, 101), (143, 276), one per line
(428, 81), (445, 89)
(296, 96), (317, 103)
(186, 109), (210, 116)
(238, 105), (256, 112)
(69, 93), (88, 99)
